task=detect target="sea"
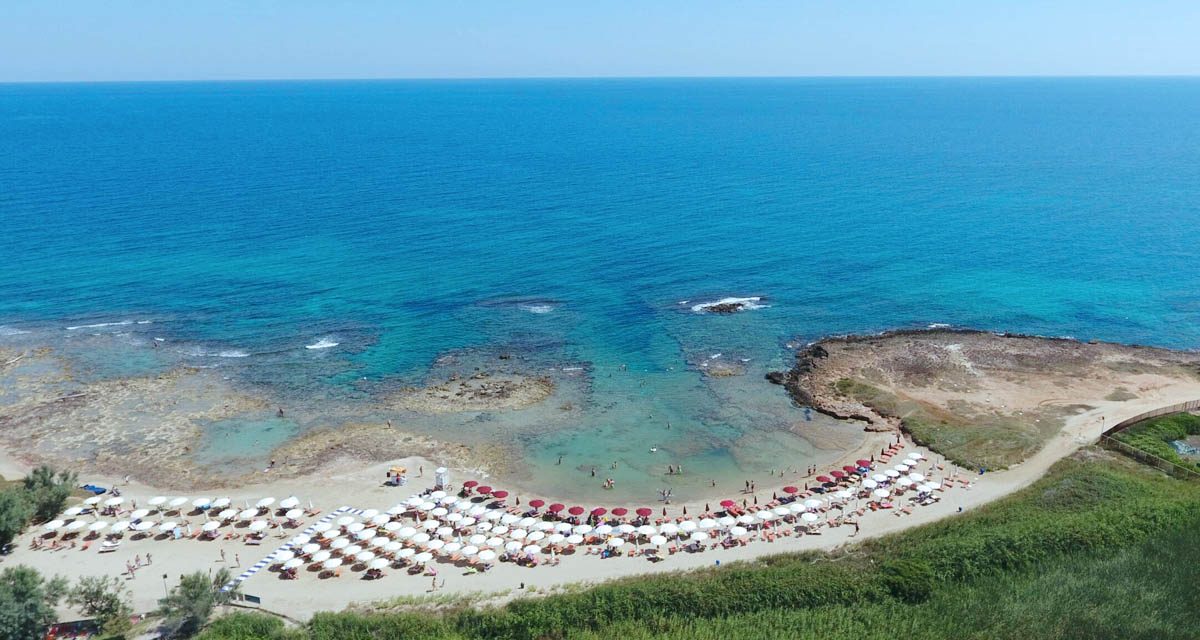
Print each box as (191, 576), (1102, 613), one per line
(2, 78), (1199, 502)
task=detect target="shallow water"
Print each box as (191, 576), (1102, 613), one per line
(3, 78), (1200, 502)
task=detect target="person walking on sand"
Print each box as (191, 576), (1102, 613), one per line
(220, 549), (226, 563)
(235, 553), (241, 567)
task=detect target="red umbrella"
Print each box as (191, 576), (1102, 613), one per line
(611, 507), (628, 516)
(491, 490), (509, 499)
(720, 499), (737, 508)
(548, 503), (565, 513)
(830, 471), (846, 479)
(842, 465), (857, 473)
(635, 507), (653, 517)
(856, 459), (872, 468)
(463, 480), (479, 488)
(476, 486), (493, 495)
(529, 499), (545, 508)
(815, 475), (832, 483)
(567, 506), (584, 516)
(590, 507), (607, 516)
(782, 486), (799, 494)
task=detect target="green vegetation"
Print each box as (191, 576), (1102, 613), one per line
(0, 465), (76, 551)
(68, 575), (134, 638)
(158, 569), (239, 638)
(833, 377), (1060, 469)
(0, 566), (68, 640)
(190, 451), (1200, 639)
(1113, 412), (1200, 472)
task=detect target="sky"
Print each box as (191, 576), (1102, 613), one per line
(1, 1), (1198, 82)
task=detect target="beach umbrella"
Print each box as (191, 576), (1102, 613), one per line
(650, 535), (668, 546)
(486, 536), (505, 547)
(461, 545), (480, 557)
(279, 496), (300, 509)
(483, 510), (503, 521)
(132, 521), (155, 532)
(337, 516), (357, 527)
(158, 521), (178, 532)
(397, 526), (417, 539)
(148, 496), (167, 507)
(836, 490), (854, 500)
(567, 506), (585, 516)
(469, 534), (487, 545)
(477, 549), (497, 562)
(441, 496), (460, 507)
(591, 507), (607, 517)
(500, 513), (519, 525)
(534, 521), (555, 531)
(594, 524), (613, 536)
(488, 524), (508, 536)
(885, 470), (901, 478)
(283, 558), (305, 569)
(908, 452), (924, 460)
(788, 503), (806, 514)
(355, 529), (377, 541)
(606, 537), (625, 548)
(447, 513), (465, 524)
(285, 508), (303, 520)
(611, 507), (629, 517)
(84, 496), (103, 505)
(872, 474), (888, 483)
(346, 522), (365, 533)
(547, 533), (566, 544)
(756, 511), (775, 522)
(104, 497), (124, 507)
(384, 541), (403, 553)
(217, 508), (237, 520)
(192, 498), (212, 509)
(212, 498), (231, 508)
(369, 536), (389, 548)
(356, 550), (377, 563)
(856, 459), (873, 467)
(831, 471), (846, 479)
(573, 524), (593, 535)
(529, 499), (545, 509)
(431, 507), (449, 518)
(311, 550), (331, 563)
(873, 489), (890, 499)
(636, 507), (653, 518)
(130, 509), (151, 521)
(492, 490), (509, 500)
(717, 516), (737, 528)
(637, 525), (656, 536)
(427, 540), (446, 551)
(690, 531), (709, 542)
(736, 515), (756, 526)
(275, 549), (296, 562)
(331, 538), (350, 550)
(360, 508), (380, 519)
(404, 496), (425, 507)
(322, 558), (342, 570)
(249, 520), (269, 532)
(397, 548), (416, 559)
(443, 542), (462, 554)
(430, 490), (448, 500)
(730, 526), (748, 537)
(110, 521), (130, 533)
(815, 475), (831, 483)
(804, 499), (823, 510)
(555, 522), (573, 533)
(321, 530), (340, 540)
(238, 508), (258, 521)
(88, 521), (109, 532)
(897, 477), (914, 487)
(460, 516), (477, 527)
(387, 505), (406, 516)
(254, 497), (275, 509)
(369, 558), (389, 570)
(772, 507), (790, 517)
(344, 544), (363, 556)
(476, 486), (492, 495)
(617, 524), (636, 535)
(301, 543), (321, 554)
(414, 552), (434, 563)
(660, 523), (679, 535)
(922, 482), (941, 492)
(510, 529), (528, 540)
(168, 497), (188, 509)
(384, 521), (402, 532)
(862, 479), (879, 489)
(781, 486), (799, 495)
(65, 520), (87, 531)
(527, 530), (546, 542)
(63, 506), (85, 517)
(843, 465), (858, 474)
(909, 473), (926, 482)
(548, 503), (565, 513)
(504, 540), (523, 552)
(801, 512), (819, 523)
(412, 532), (431, 545)
(516, 516), (536, 528)
(202, 521), (221, 532)
(678, 521), (697, 532)
(566, 534), (584, 544)
(422, 521), (441, 531)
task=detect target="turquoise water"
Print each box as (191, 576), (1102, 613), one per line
(3, 78), (1200, 501)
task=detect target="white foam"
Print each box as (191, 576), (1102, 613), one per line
(690, 297), (768, 313)
(928, 323), (951, 329)
(180, 345), (250, 358)
(66, 320), (133, 331)
(519, 303), (555, 314)
(561, 366), (584, 371)
(216, 350), (250, 358)
(305, 338), (339, 350)
(0, 326), (31, 336)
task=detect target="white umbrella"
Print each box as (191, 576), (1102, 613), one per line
(212, 498), (231, 508)
(88, 521), (109, 532)
(885, 470), (901, 478)
(336, 516), (356, 526)
(801, 512), (820, 523)
(427, 540), (446, 551)
(486, 536), (504, 547)
(256, 497), (276, 509)
(555, 522), (573, 533)
(459, 517), (477, 527)
(500, 514), (519, 525)
(443, 542), (463, 554)
(322, 558), (343, 570)
(594, 524), (614, 536)
(404, 496), (424, 507)
(274, 549), (296, 562)
(359, 508), (379, 520)
(836, 490), (854, 500)
(369, 536), (389, 548)
(313, 522), (332, 532)
(436, 526), (454, 538)
(311, 550), (331, 563)
(431, 507), (448, 518)
(873, 489), (890, 499)
(218, 508), (237, 520)
(477, 550), (497, 562)
(518, 517), (537, 528)
(63, 520), (86, 531)
(483, 510), (503, 520)
(371, 514), (391, 526)
(756, 511), (775, 522)
(148, 496), (167, 506)
(527, 531), (546, 542)
(690, 531), (709, 542)
(573, 524), (593, 535)
(321, 530), (340, 540)
(331, 538), (350, 549)
(110, 520), (130, 533)
(909, 473), (926, 482)
(606, 537), (625, 548)
(566, 534), (584, 544)
(84, 496), (103, 505)
(356, 529), (377, 541)
(523, 544), (542, 555)
(384, 521), (402, 532)
(344, 544), (363, 556)
(104, 497), (124, 507)
(804, 499), (823, 510)
(397, 548), (416, 559)
(356, 550), (376, 563)
(192, 498), (212, 509)
(414, 552), (433, 563)
(510, 529), (528, 540)
(279, 496), (300, 509)
(202, 521), (221, 532)
(504, 541), (523, 552)
(168, 497), (188, 508)
(736, 515), (756, 526)
(908, 452), (924, 460)
(249, 520), (269, 532)
(63, 507), (85, 517)
(130, 509), (151, 521)
(717, 516), (736, 527)
(862, 479), (879, 489)
(446, 513), (464, 524)
(430, 490), (447, 500)
(547, 533), (565, 544)
(412, 532), (431, 544)
(238, 508), (258, 521)
(384, 541), (403, 553)
(535, 521), (556, 531)
(422, 520), (441, 531)
(301, 543), (321, 555)
(158, 521), (178, 532)
(772, 507), (790, 517)
(283, 558), (305, 569)
(132, 521), (155, 531)
(872, 474), (888, 483)
(418, 502), (437, 511)
(660, 523), (679, 535)
(346, 522), (365, 533)
(788, 503), (806, 514)
(469, 534), (487, 545)
(698, 519), (717, 529)
(285, 509), (303, 520)
(397, 526), (417, 539)
(896, 477), (914, 487)
(369, 558), (389, 570)
(637, 525), (657, 536)
(678, 521), (697, 532)
(461, 545), (480, 557)
(730, 526), (748, 537)
(650, 535), (668, 545)
(438, 495), (458, 506)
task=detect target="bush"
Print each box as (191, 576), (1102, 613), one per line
(879, 559), (934, 603)
(21, 465), (77, 524)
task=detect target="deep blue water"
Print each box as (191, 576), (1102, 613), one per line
(2, 78), (1199, 500)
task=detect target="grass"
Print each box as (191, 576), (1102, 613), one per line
(1113, 412), (1200, 472)
(833, 377), (1060, 469)
(193, 451), (1200, 640)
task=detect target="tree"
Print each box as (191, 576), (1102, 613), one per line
(22, 465), (77, 524)
(0, 489), (32, 551)
(0, 566), (68, 640)
(158, 568), (238, 638)
(68, 575), (132, 637)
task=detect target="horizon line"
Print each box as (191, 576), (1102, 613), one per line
(3, 73), (1199, 86)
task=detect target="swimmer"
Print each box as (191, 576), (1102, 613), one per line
(649, 447), (658, 453)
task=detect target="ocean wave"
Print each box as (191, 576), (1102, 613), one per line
(305, 338), (339, 350)
(690, 296), (769, 313)
(179, 345), (251, 358)
(66, 320), (134, 330)
(0, 326), (31, 336)
(519, 303), (555, 314)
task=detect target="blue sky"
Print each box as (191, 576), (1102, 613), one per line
(2, 1), (1198, 81)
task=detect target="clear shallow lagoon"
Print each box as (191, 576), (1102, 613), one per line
(2, 78), (1200, 501)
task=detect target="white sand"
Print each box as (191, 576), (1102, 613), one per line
(5, 387), (1199, 622)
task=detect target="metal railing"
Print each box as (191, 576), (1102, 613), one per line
(1097, 398), (1200, 481)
